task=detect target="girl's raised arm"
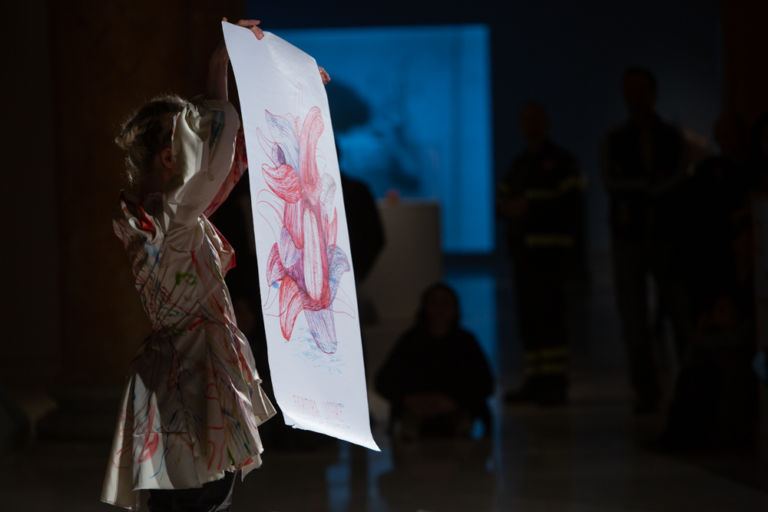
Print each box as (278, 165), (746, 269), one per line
(206, 18), (264, 101)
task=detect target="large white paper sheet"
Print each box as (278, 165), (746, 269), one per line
(222, 22), (379, 451)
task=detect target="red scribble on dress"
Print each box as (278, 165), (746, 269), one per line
(137, 404), (159, 463)
(188, 317), (204, 331)
(207, 440), (220, 470)
(137, 206), (156, 235)
(257, 107), (350, 354)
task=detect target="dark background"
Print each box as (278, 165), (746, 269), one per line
(2, 0), (767, 450)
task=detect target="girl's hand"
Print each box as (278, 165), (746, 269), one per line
(318, 66), (331, 85)
(224, 18), (264, 40)
(230, 21), (328, 86)
(208, 18), (265, 101)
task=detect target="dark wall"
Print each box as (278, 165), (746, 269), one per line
(2, 1), (59, 389)
(46, 1), (244, 386)
(722, 0), (768, 123)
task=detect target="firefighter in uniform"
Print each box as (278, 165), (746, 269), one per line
(498, 102), (584, 405)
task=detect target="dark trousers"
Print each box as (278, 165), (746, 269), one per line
(147, 472), (236, 512)
(513, 248), (570, 385)
(612, 240), (692, 407)
(612, 241), (658, 405)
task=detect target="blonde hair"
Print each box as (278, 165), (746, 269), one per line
(115, 95), (190, 187)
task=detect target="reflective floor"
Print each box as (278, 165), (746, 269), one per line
(2, 255), (767, 511)
(2, 399), (767, 511)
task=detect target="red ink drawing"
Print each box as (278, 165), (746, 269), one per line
(257, 107), (350, 354)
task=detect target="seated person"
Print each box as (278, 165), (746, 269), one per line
(663, 292), (757, 452)
(375, 283), (494, 439)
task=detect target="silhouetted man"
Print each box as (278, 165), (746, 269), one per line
(602, 68), (689, 413)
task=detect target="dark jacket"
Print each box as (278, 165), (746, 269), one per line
(375, 325), (494, 415)
(603, 115), (687, 242)
(499, 139), (583, 254)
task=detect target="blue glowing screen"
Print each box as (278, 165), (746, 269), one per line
(275, 25), (493, 253)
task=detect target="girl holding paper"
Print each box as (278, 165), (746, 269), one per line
(102, 19), (329, 511)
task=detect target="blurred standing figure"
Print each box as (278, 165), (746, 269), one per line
(602, 68), (689, 414)
(661, 113), (757, 451)
(337, 142), (386, 328)
(683, 113), (752, 317)
(341, 172), (385, 286)
(499, 102), (584, 406)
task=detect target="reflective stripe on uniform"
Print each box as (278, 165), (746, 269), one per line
(539, 346), (570, 359)
(560, 175), (586, 192)
(524, 346), (569, 375)
(538, 362), (568, 375)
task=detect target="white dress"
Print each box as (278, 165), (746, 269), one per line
(102, 99), (276, 510)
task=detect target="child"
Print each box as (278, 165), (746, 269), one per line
(101, 19), (330, 511)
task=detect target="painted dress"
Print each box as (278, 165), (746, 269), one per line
(102, 99), (276, 510)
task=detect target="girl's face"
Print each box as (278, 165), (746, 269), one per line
(143, 146), (181, 195)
